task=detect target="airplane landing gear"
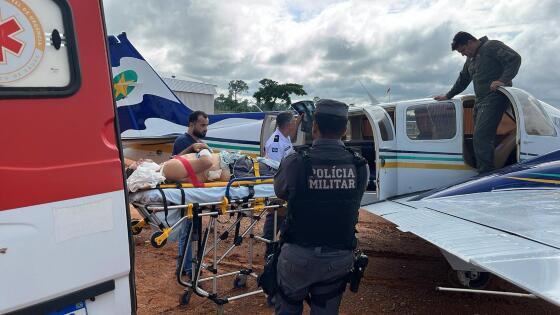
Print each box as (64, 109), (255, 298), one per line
(451, 270), (491, 289)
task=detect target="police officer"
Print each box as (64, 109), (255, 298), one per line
(265, 111), (302, 161)
(273, 99), (369, 315)
(263, 111), (302, 259)
(435, 31), (521, 173)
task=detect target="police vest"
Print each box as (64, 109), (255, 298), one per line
(283, 147), (367, 250)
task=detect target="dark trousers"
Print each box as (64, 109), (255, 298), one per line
(473, 92), (508, 173)
(275, 243), (353, 315)
(263, 211), (285, 257)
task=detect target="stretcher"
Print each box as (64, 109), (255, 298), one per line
(129, 176), (284, 314)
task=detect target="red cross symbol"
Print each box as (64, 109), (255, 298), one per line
(0, 15), (24, 63)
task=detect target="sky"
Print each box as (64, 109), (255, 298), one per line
(103, 0), (560, 106)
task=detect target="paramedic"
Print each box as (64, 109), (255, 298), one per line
(273, 99), (369, 314)
(434, 31), (521, 173)
(173, 110), (209, 278)
(263, 111), (303, 258)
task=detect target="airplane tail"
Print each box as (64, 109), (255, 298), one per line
(108, 33), (265, 140)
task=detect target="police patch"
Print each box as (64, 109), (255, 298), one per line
(273, 135), (279, 142)
(308, 164), (357, 190)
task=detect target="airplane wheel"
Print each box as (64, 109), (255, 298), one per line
(455, 270), (491, 289)
(180, 290), (192, 305)
(233, 274), (247, 288)
(150, 231), (167, 248)
(130, 219), (143, 235)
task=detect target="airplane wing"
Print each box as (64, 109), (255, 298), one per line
(363, 151), (560, 307)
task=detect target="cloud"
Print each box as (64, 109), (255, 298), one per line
(103, 0), (560, 106)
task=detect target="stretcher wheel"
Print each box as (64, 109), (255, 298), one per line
(233, 274), (247, 288)
(130, 219), (143, 235)
(455, 270), (491, 289)
(150, 231), (167, 248)
(180, 290), (192, 305)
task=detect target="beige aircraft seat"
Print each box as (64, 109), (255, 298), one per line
(494, 130), (516, 169)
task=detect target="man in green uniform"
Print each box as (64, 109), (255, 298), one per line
(435, 31), (521, 173)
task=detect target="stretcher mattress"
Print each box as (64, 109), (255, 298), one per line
(129, 184), (276, 205)
(129, 184), (277, 242)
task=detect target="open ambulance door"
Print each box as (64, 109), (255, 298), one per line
(499, 87), (559, 160)
(0, 1), (135, 314)
(363, 106), (397, 201)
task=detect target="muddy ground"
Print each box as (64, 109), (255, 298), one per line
(131, 209), (557, 314)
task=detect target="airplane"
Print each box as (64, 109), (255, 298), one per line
(110, 25), (560, 308)
(109, 33), (267, 162)
(282, 86), (560, 306)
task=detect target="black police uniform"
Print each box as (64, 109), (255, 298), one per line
(273, 138), (368, 314)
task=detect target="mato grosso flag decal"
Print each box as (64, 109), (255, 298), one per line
(113, 70), (137, 101)
(0, 0), (45, 83)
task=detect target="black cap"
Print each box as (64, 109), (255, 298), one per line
(315, 99), (349, 118)
(451, 31), (476, 51)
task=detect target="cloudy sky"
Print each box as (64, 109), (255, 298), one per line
(103, 0), (560, 106)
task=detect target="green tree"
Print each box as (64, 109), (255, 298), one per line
(228, 80), (249, 102)
(214, 93), (253, 113)
(253, 78), (307, 111)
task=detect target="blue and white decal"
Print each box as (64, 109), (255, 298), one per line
(415, 149), (560, 200)
(108, 33), (265, 145)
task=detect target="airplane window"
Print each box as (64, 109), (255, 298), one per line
(407, 103), (456, 140)
(0, 0), (79, 96)
(516, 93), (556, 136)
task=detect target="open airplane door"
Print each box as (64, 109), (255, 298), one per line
(363, 106), (397, 200)
(0, 1), (135, 314)
(499, 87), (558, 160)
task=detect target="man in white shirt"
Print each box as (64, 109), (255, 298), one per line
(264, 111), (301, 162)
(263, 111), (302, 265)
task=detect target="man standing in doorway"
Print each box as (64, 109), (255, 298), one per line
(173, 111), (209, 278)
(434, 31), (521, 173)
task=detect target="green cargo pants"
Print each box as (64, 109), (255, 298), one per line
(472, 92), (509, 173)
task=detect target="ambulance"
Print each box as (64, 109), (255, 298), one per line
(0, 1), (135, 313)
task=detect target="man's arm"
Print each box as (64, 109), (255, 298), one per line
(289, 113), (304, 140)
(445, 62), (472, 99)
(493, 41), (522, 84)
(177, 142), (208, 156)
(274, 153), (299, 200)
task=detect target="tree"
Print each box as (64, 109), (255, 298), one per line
(253, 78), (307, 111)
(228, 80), (249, 102)
(214, 93), (253, 113)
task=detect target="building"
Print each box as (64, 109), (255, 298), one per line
(163, 77), (216, 114)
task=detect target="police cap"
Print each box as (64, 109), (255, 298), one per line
(315, 99), (348, 118)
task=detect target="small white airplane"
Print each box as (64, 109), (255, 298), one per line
(341, 88), (560, 306)
(111, 32), (560, 306)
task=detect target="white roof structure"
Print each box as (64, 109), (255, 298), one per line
(162, 77), (216, 95)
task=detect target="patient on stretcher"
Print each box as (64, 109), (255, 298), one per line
(127, 150), (278, 191)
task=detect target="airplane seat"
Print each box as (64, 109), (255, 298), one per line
(360, 118), (377, 190)
(494, 130), (516, 169)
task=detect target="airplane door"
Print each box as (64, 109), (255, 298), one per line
(363, 106), (397, 200)
(499, 87), (558, 160)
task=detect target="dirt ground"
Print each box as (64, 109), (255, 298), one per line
(131, 209), (558, 314)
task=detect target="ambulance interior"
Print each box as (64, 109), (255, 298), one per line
(461, 96), (518, 169)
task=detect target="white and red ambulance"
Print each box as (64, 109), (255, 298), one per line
(0, 1), (135, 314)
